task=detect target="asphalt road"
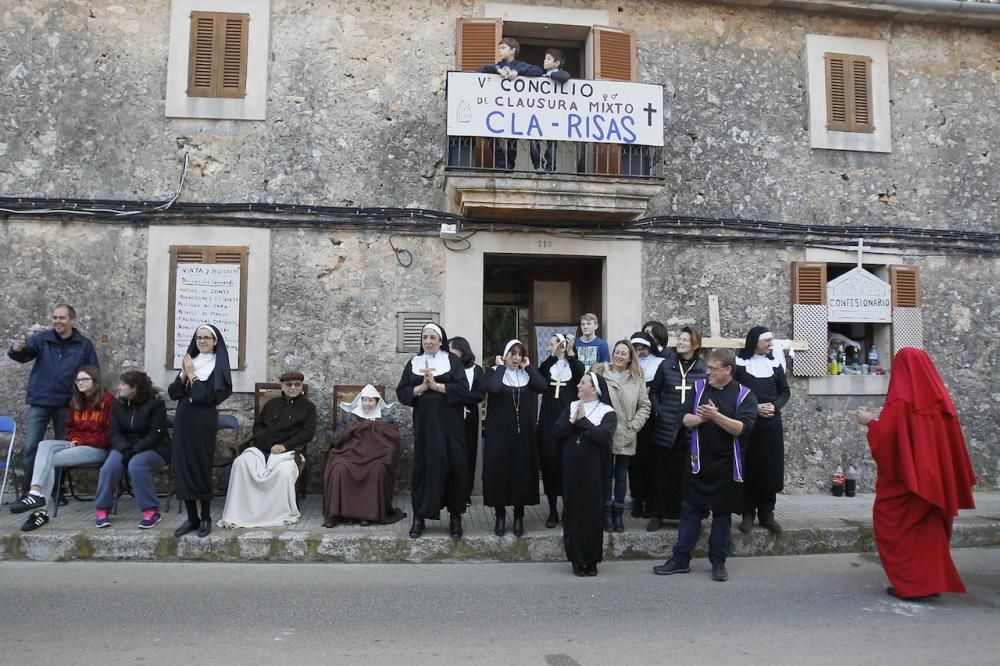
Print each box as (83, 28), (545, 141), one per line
(2, 550), (998, 664)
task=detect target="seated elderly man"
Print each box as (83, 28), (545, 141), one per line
(323, 384), (406, 528)
(218, 371), (317, 528)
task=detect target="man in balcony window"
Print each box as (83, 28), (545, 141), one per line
(530, 49), (571, 174)
(476, 38), (543, 170)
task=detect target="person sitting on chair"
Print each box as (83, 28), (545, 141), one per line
(217, 371), (316, 528)
(323, 384), (406, 528)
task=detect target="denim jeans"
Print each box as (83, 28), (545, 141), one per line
(605, 454), (630, 509)
(672, 500), (732, 566)
(23, 405), (68, 492)
(95, 449), (167, 512)
(31, 440), (108, 508)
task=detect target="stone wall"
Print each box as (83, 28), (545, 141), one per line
(1, 0), (997, 492)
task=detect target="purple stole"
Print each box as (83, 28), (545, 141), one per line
(689, 379), (751, 482)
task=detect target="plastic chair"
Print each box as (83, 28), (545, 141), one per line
(0, 416), (18, 505)
(52, 459), (106, 518)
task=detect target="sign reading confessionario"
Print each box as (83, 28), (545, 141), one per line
(827, 267), (892, 323)
(446, 71), (664, 146)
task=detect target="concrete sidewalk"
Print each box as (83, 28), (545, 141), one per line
(1, 491), (998, 563)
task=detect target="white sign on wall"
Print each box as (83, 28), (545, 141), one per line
(827, 267), (892, 323)
(446, 71), (664, 146)
(172, 263), (242, 368)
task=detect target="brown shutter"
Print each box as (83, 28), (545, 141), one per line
(167, 245), (249, 369)
(456, 18), (502, 72)
(890, 266), (921, 308)
(825, 52), (873, 133)
(217, 14), (249, 98)
(792, 262), (828, 305)
(187, 12), (217, 97)
(187, 11), (249, 98)
(591, 27), (637, 176)
(592, 26), (637, 82)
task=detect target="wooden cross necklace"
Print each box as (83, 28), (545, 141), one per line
(675, 357), (695, 404)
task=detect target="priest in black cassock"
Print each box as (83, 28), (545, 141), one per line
(483, 340), (548, 537)
(553, 371), (616, 577)
(536, 333), (585, 528)
(653, 349), (756, 582)
(734, 326), (791, 535)
(396, 323), (470, 539)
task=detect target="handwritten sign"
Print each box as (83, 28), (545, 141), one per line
(827, 267), (891, 323)
(447, 72), (664, 146)
(172, 263), (242, 368)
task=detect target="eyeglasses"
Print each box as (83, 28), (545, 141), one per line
(705, 365), (725, 372)
(75, 377), (94, 384)
(195, 336), (215, 342)
(282, 381), (303, 388)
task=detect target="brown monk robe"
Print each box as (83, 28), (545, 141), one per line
(323, 385), (407, 527)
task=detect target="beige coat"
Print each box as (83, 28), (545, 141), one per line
(594, 364), (651, 455)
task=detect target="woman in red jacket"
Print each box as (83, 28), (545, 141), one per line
(11, 365), (113, 531)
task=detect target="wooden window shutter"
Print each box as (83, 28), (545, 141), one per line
(167, 245), (249, 370)
(890, 266), (921, 308)
(456, 18), (502, 72)
(187, 11), (249, 98)
(825, 52), (873, 133)
(592, 26), (637, 82)
(792, 262), (828, 305)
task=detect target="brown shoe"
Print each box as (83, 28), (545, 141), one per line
(760, 511), (783, 535)
(738, 512), (754, 534)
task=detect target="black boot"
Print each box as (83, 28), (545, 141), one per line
(603, 506), (614, 533)
(545, 496), (559, 529)
(738, 511), (755, 534)
(409, 516), (425, 539)
(760, 511), (783, 535)
(513, 506), (525, 537)
(449, 513), (463, 539)
(494, 507), (507, 536)
(630, 499), (644, 519)
(613, 507), (625, 533)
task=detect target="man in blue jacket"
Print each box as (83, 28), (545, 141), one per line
(7, 303), (100, 494)
(476, 38), (543, 170)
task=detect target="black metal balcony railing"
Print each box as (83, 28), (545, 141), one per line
(445, 136), (663, 178)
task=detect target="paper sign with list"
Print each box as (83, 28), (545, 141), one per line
(172, 263), (241, 368)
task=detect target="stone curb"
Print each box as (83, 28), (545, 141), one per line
(2, 520), (997, 563)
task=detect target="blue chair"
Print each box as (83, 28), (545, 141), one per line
(0, 416), (18, 505)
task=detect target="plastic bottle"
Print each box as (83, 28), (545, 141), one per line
(844, 465), (857, 497)
(831, 465), (845, 497)
(868, 343), (879, 369)
(828, 349), (840, 375)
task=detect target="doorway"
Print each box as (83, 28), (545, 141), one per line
(482, 254), (604, 367)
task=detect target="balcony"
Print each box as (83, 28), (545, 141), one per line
(443, 72), (666, 222)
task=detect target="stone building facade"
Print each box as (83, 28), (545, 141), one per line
(1, 0), (997, 494)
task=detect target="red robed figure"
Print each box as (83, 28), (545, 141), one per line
(865, 347), (976, 598)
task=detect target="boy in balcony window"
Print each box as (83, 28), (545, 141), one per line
(530, 49), (570, 174)
(476, 38), (543, 170)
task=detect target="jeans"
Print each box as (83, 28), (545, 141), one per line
(23, 405), (69, 492)
(672, 500), (732, 566)
(95, 449), (167, 512)
(605, 454), (630, 509)
(529, 140), (557, 171)
(31, 440), (108, 508)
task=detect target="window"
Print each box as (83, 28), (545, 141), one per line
(454, 15), (639, 175)
(792, 258), (922, 392)
(167, 245), (249, 370)
(824, 53), (873, 133)
(187, 12), (249, 99)
(806, 35), (890, 153)
(165, 0), (271, 120)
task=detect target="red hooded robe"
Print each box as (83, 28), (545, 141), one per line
(866, 347), (976, 598)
